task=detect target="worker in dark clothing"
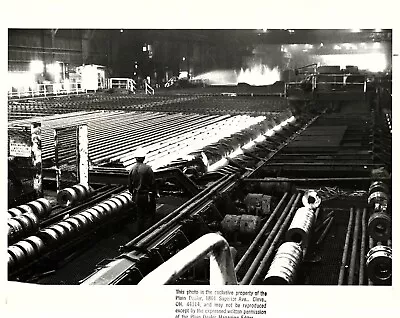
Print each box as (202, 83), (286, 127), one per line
(128, 147), (157, 234)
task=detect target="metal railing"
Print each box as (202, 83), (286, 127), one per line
(108, 78), (136, 93)
(8, 82), (86, 99)
(144, 80), (154, 95)
(138, 233), (238, 285)
(286, 73), (367, 94)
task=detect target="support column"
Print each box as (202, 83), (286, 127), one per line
(77, 124), (89, 188)
(31, 122), (42, 198)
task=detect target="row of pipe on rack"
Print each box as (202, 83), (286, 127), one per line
(8, 191), (133, 272)
(365, 174), (392, 285)
(7, 198), (52, 245)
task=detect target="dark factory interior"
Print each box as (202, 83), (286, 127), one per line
(7, 28), (392, 287)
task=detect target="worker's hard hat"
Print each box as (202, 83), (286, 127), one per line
(134, 146), (147, 158)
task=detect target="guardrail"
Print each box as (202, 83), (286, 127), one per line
(145, 80), (154, 95)
(108, 78), (136, 93)
(138, 233), (238, 285)
(8, 82), (86, 99)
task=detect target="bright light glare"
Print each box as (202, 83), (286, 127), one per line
(373, 42), (381, 49)
(334, 45), (341, 50)
(351, 28), (361, 32)
(319, 53), (387, 72)
(48, 63), (61, 74)
(30, 60), (44, 73)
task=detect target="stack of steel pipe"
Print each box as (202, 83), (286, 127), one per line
(56, 184), (92, 207)
(8, 190), (133, 272)
(9, 109), (293, 174)
(364, 178), (392, 285)
(7, 198), (52, 245)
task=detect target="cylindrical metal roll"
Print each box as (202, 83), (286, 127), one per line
(71, 184), (90, 200)
(368, 191), (389, 212)
(8, 219), (24, 243)
(84, 209), (102, 222)
(366, 245), (392, 285)
(48, 224), (69, 239)
(17, 204), (35, 215)
(91, 205), (109, 218)
(57, 221), (76, 236)
(108, 197), (124, 212)
(36, 198), (52, 216)
(368, 181), (389, 196)
(302, 190), (321, 210)
(8, 245), (26, 265)
(104, 199), (119, 213)
(264, 242), (303, 284)
(79, 211), (96, 223)
(220, 215), (261, 236)
(27, 200), (47, 218)
(74, 214), (92, 229)
(23, 212), (40, 232)
(368, 212), (391, 241)
(25, 236), (46, 254)
(97, 203), (113, 217)
(64, 218), (82, 232)
(37, 228), (60, 246)
(14, 241), (37, 261)
(13, 214), (34, 232)
(239, 215), (262, 235)
(244, 193), (272, 215)
(8, 252), (16, 269)
(8, 208), (23, 218)
(57, 187), (78, 207)
(286, 207), (315, 247)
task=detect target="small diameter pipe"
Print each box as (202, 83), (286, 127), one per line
(359, 208), (367, 285)
(338, 207), (355, 285)
(315, 217), (334, 246)
(240, 193), (299, 284)
(235, 192), (288, 272)
(247, 194), (302, 285)
(348, 208), (361, 285)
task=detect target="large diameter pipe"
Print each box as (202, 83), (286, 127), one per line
(263, 242), (303, 284)
(285, 206), (315, 248)
(240, 193), (300, 285)
(367, 211), (391, 241)
(57, 184), (92, 207)
(338, 208), (355, 285)
(366, 245), (392, 285)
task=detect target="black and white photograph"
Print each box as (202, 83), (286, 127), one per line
(2, 2), (398, 317)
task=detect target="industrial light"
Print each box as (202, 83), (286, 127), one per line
(48, 62), (61, 75)
(320, 43), (324, 47)
(30, 60), (44, 73)
(288, 29), (295, 33)
(182, 57), (186, 61)
(120, 29), (123, 33)
(142, 46), (147, 52)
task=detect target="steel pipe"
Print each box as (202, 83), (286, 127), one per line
(348, 208), (361, 285)
(240, 193), (300, 284)
(263, 242), (303, 284)
(366, 245), (392, 285)
(338, 208), (355, 285)
(285, 206), (315, 247)
(359, 208), (367, 285)
(367, 211), (391, 241)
